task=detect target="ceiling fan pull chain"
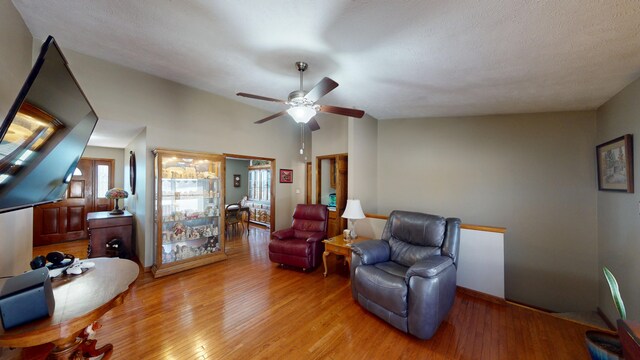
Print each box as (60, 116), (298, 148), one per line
(300, 123), (305, 155)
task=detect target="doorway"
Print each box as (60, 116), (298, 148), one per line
(306, 161), (312, 204)
(224, 154), (276, 233)
(316, 153), (348, 237)
(33, 158), (114, 246)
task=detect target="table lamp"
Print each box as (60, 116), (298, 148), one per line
(342, 199), (365, 239)
(105, 188), (129, 215)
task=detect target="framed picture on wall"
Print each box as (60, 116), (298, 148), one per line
(233, 174), (241, 187)
(596, 134), (634, 193)
(129, 151), (136, 195)
(279, 169), (293, 183)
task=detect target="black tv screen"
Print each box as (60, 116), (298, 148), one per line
(0, 36), (98, 213)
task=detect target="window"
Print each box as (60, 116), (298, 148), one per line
(248, 167), (271, 202)
(96, 164), (110, 198)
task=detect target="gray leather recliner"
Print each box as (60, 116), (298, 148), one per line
(350, 210), (461, 340)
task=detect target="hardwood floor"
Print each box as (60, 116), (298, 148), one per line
(31, 228), (598, 359)
(33, 239), (89, 260)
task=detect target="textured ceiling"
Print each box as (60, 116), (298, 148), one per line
(12, 0), (640, 121)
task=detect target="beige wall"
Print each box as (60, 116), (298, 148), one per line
(348, 114), (378, 214)
(596, 76), (640, 323)
(124, 129), (148, 265)
(52, 46), (307, 266)
(82, 146), (125, 189)
(0, 1), (31, 118)
(0, 1), (34, 276)
(376, 112), (599, 312)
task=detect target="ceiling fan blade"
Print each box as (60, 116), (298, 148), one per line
(304, 77), (338, 103)
(307, 118), (320, 131)
(254, 110), (287, 124)
(237, 92), (287, 103)
(318, 105), (365, 118)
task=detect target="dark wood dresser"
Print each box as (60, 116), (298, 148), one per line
(619, 319), (640, 360)
(86, 211), (133, 259)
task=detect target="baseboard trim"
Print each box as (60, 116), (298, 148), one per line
(503, 299), (614, 332)
(505, 297), (554, 313)
(457, 286), (506, 305)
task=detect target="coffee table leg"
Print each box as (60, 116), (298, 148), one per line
(48, 337), (83, 360)
(323, 251), (330, 277)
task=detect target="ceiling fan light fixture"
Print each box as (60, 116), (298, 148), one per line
(287, 105), (316, 124)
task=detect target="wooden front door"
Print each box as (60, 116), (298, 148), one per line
(33, 158), (114, 246)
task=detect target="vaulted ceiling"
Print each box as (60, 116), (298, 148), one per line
(12, 0), (640, 121)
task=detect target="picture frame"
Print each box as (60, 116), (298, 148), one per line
(129, 151), (136, 195)
(596, 134), (634, 193)
(279, 169), (293, 183)
(233, 174), (241, 187)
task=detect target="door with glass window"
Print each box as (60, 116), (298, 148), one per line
(33, 158), (114, 245)
(247, 164), (271, 226)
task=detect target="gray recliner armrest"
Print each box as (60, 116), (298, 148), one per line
(405, 256), (453, 284)
(351, 240), (390, 265)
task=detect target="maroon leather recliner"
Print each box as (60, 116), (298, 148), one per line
(268, 204), (329, 270)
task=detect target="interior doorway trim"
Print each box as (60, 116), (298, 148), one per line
(223, 153), (276, 231)
(315, 153), (347, 205)
(306, 161), (312, 204)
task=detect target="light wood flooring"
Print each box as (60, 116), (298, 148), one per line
(28, 227), (600, 359)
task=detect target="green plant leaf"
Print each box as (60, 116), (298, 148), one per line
(603, 266), (626, 320)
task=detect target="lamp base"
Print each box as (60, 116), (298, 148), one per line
(109, 199), (124, 215)
(349, 219), (358, 239)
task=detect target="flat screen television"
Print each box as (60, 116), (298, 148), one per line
(0, 36), (98, 213)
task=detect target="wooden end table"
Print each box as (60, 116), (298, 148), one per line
(322, 234), (370, 277)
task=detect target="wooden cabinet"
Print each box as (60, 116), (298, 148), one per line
(329, 158), (336, 188)
(619, 320), (640, 360)
(327, 210), (338, 238)
(152, 149), (227, 278)
(87, 211), (133, 259)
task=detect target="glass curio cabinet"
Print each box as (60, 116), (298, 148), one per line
(152, 149), (227, 278)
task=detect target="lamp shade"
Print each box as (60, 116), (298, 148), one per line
(287, 105), (316, 123)
(105, 188), (129, 199)
(342, 199), (365, 219)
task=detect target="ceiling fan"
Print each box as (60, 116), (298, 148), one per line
(236, 62), (365, 131)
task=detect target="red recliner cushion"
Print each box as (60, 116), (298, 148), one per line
(269, 238), (310, 256)
(292, 204), (328, 222)
(291, 204), (328, 236)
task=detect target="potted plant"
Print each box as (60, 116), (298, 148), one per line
(585, 267), (624, 359)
